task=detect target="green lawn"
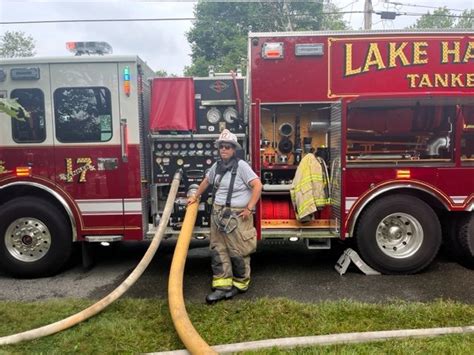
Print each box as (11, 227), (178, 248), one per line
(0, 298), (472, 354)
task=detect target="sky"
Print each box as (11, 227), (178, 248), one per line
(0, 0), (472, 75)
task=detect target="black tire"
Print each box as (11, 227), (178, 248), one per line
(454, 213), (474, 269)
(356, 195), (441, 274)
(0, 197), (72, 278)
(442, 213), (465, 260)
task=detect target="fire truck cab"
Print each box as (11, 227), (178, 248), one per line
(0, 45), (155, 277)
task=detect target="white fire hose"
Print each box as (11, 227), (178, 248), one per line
(153, 325), (474, 354)
(0, 170), (182, 346)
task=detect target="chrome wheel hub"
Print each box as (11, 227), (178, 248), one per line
(4, 218), (52, 262)
(376, 212), (423, 258)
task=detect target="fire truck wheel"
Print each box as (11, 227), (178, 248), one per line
(454, 213), (474, 269)
(0, 197), (72, 278)
(356, 195), (441, 274)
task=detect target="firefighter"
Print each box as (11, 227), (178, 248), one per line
(187, 129), (262, 304)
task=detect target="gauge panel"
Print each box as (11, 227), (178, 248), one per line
(153, 139), (218, 185)
(194, 77), (246, 134)
(153, 76), (246, 230)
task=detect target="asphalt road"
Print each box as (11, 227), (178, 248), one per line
(0, 239), (472, 304)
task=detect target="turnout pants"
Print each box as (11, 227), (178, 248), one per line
(210, 205), (257, 291)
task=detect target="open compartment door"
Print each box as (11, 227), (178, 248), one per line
(329, 101), (343, 236)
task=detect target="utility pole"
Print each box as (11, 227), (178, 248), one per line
(283, 0), (293, 31)
(364, 0), (373, 30)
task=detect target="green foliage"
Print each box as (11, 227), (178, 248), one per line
(0, 298), (473, 353)
(155, 69), (169, 77)
(410, 7), (473, 29)
(155, 69), (178, 77)
(0, 98), (29, 120)
(0, 30), (36, 58)
(456, 9), (474, 29)
(320, 2), (349, 31)
(185, 1), (347, 76)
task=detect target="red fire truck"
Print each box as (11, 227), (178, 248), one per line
(0, 31), (473, 278)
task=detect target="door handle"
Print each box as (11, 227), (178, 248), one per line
(120, 118), (128, 163)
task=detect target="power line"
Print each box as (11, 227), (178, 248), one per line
(1, 9), (472, 26)
(0, 17), (196, 25)
(339, 0), (360, 10)
(7, 11), (418, 27)
(397, 11), (474, 19)
(383, 1), (466, 12)
(1, 11), (375, 26)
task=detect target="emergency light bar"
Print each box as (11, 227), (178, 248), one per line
(66, 41), (113, 56)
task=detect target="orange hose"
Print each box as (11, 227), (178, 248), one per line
(168, 201), (217, 354)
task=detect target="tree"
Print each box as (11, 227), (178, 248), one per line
(455, 9), (474, 29)
(155, 69), (169, 77)
(185, 1), (347, 76)
(410, 7), (473, 29)
(155, 69), (177, 77)
(0, 31), (36, 58)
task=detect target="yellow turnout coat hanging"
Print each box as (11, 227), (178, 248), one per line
(290, 154), (329, 220)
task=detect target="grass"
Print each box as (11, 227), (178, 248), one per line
(0, 298), (472, 354)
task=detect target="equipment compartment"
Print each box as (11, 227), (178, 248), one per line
(258, 103), (332, 227)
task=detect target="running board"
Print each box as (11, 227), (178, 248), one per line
(85, 235), (123, 242)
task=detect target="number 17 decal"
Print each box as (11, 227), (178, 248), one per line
(59, 157), (96, 183)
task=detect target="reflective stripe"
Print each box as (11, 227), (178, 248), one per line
(299, 196), (328, 210)
(292, 175), (326, 192)
(233, 279), (249, 291)
(294, 174), (324, 186)
(295, 197), (330, 219)
(212, 277), (233, 288)
(76, 198), (143, 216)
(77, 199), (123, 214)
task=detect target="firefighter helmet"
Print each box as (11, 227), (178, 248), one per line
(215, 129), (241, 149)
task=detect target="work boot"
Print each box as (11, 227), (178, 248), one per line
(225, 286), (246, 299)
(205, 289), (230, 304)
